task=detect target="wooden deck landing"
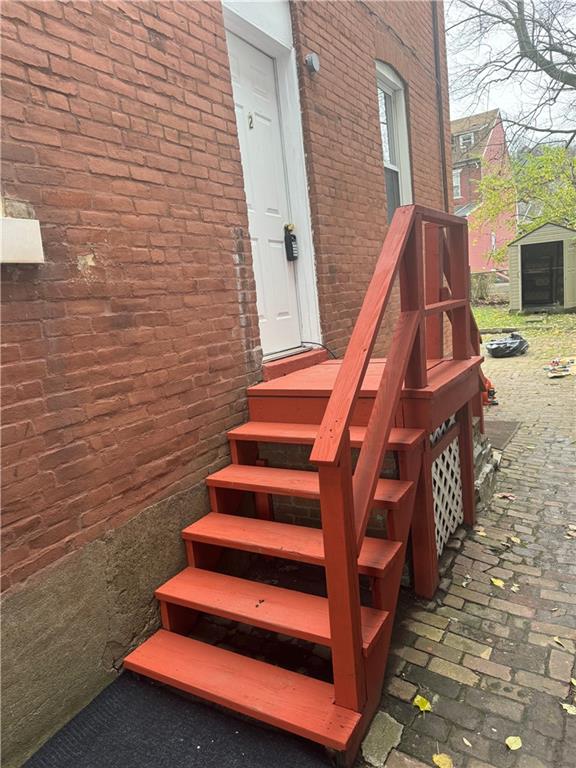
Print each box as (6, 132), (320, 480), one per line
(248, 357), (483, 400)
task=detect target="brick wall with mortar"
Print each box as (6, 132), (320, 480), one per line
(1, 0), (261, 595)
(0, 0), (452, 595)
(0, 1), (452, 763)
(290, 0), (452, 357)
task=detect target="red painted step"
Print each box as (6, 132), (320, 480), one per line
(157, 567), (389, 654)
(206, 464), (412, 510)
(183, 513), (402, 578)
(124, 629), (361, 751)
(227, 421), (424, 451)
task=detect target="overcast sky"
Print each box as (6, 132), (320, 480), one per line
(444, 0), (576, 143)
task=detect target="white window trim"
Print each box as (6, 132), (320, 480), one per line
(375, 61), (412, 207)
(452, 168), (462, 199)
(459, 132), (474, 149)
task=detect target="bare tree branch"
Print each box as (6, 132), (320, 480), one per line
(447, 0), (576, 147)
(513, 0), (576, 87)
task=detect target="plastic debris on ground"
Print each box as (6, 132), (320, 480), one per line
(543, 355), (576, 378)
(485, 332), (529, 358)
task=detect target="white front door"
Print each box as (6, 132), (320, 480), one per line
(227, 32), (302, 357)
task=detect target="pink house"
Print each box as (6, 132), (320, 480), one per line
(451, 109), (516, 273)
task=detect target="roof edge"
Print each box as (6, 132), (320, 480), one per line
(508, 222), (576, 245)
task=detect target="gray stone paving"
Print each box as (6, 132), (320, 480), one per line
(360, 332), (576, 768)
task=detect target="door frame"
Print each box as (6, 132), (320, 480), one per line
(519, 240), (565, 309)
(223, 4), (322, 357)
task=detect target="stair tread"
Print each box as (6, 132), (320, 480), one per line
(183, 513), (402, 577)
(157, 567), (389, 654)
(124, 629), (361, 750)
(206, 464), (412, 509)
(228, 422), (424, 450)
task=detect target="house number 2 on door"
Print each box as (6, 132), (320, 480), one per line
(248, 113), (254, 129)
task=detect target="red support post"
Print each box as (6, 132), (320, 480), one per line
(400, 215), (427, 389)
(446, 224), (471, 360)
(318, 433), (366, 711)
(409, 439), (439, 598)
(230, 440), (274, 520)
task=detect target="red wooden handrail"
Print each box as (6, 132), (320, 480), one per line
(309, 206), (416, 467)
(352, 310), (420, 548)
(309, 205), (471, 712)
(408, 204), (465, 227)
(425, 298), (467, 315)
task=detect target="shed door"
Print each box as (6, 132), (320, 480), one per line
(521, 241), (564, 308)
(227, 33), (302, 357)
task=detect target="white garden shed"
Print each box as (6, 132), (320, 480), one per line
(508, 223), (576, 312)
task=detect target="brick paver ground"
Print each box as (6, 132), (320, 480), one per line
(359, 332), (576, 768)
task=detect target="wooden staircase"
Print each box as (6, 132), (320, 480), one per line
(124, 205), (480, 765)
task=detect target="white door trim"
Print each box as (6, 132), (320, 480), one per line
(223, 3), (322, 355)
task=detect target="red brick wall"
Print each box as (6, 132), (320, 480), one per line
(0, 0), (260, 592)
(291, 0), (451, 355)
(0, 0), (451, 592)
(456, 162), (482, 208)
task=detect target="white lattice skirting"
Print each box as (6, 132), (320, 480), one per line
(430, 416), (464, 555)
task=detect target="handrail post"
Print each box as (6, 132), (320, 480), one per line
(318, 431), (366, 711)
(400, 214), (427, 388)
(424, 223), (444, 359)
(446, 222), (471, 360)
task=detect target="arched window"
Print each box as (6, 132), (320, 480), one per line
(376, 62), (413, 223)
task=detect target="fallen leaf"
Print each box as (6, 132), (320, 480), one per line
(505, 736), (522, 751)
(570, 678), (576, 687)
(413, 694), (432, 712)
(477, 530), (487, 537)
(491, 577), (506, 589)
(508, 535), (522, 544)
(511, 584), (520, 593)
(463, 736), (472, 747)
(554, 636), (567, 649)
(462, 574), (472, 587)
(496, 493), (516, 500)
(432, 754), (454, 768)
(561, 703), (576, 716)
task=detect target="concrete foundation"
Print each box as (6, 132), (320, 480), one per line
(1, 484), (208, 768)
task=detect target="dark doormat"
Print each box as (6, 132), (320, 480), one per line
(484, 420), (521, 451)
(25, 673), (331, 768)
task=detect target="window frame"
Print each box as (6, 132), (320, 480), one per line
(375, 61), (413, 218)
(459, 132), (475, 150)
(452, 168), (462, 199)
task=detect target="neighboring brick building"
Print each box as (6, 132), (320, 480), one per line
(1, 1), (452, 764)
(451, 109), (516, 272)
